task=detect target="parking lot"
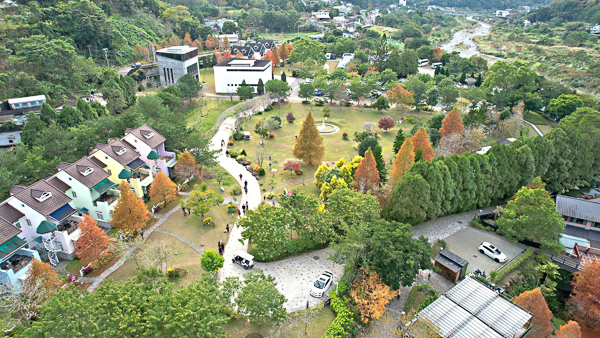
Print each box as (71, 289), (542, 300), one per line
(443, 227), (527, 274)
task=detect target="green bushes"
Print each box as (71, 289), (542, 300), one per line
(323, 281), (354, 338)
(492, 247), (536, 283)
(252, 238), (329, 262)
(229, 150), (239, 158)
(258, 168), (266, 176)
(471, 219), (496, 232)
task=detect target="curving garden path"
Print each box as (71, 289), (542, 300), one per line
(211, 112), (344, 312)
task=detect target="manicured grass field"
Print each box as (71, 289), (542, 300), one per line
(186, 99), (239, 130)
(228, 103), (418, 196)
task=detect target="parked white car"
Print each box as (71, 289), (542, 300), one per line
(310, 271), (333, 298)
(478, 242), (507, 263)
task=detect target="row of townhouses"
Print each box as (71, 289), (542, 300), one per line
(0, 125), (175, 289)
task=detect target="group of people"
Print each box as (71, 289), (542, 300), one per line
(182, 207), (190, 216)
(218, 240), (225, 256)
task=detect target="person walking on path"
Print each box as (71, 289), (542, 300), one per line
(272, 197), (276, 205)
(428, 273), (431, 281)
(225, 150), (229, 157)
(237, 209), (241, 216)
(140, 231), (144, 239)
(244, 180), (248, 188)
(226, 224), (230, 233)
(244, 187), (248, 194)
(242, 205), (246, 213)
(239, 173), (243, 181)
(219, 246), (223, 256)
(245, 201), (249, 210)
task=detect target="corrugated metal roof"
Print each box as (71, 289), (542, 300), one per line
(563, 225), (600, 242)
(418, 277), (532, 338)
(556, 195), (600, 223)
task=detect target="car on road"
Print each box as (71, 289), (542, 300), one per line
(232, 251), (255, 269)
(478, 242), (507, 262)
(314, 90), (324, 96)
(310, 271), (333, 298)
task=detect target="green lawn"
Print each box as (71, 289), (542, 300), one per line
(404, 285), (436, 312)
(186, 99), (239, 131)
(223, 306), (335, 337)
(199, 68), (215, 94)
(524, 111), (550, 125)
(65, 258), (83, 275)
(228, 103), (418, 197)
(105, 232), (204, 290)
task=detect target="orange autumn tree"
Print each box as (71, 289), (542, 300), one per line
(350, 270), (398, 322)
(391, 138), (414, 184)
(279, 43), (289, 61)
(223, 50), (232, 59)
(110, 181), (151, 232)
(213, 48), (222, 63)
(183, 32), (192, 46)
(24, 258), (61, 294)
(386, 83), (415, 106)
(74, 215), (112, 267)
(149, 171), (179, 206)
(169, 34), (181, 46)
(194, 38), (204, 51)
(555, 321), (581, 338)
(272, 47), (280, 64)
(205, 37), (213, 49)
(286, 43), (294, 54)
(263, 49), (277, 66)
(235, 50), (244, 58)
(439, 106), (464, 137)
(432, 47), (443, 62)
(354, 148), (380, 193)
(174, 150), (201, 180)
(569, 259), (600, 332)
(513, 288), (553, 338)
(160, 38), (169, 48)
(411, 127), (434, 161)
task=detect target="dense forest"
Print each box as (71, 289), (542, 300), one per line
(527, 0), (600, 23)
(413, 0), (549, 10)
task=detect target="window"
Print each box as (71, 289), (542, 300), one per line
(8, 140), (13, 144)
(593, 222), (600, 228)
(26, 219), (32, 227)
(82, 167), (94, 176)
(115, 147), (127, 155)
(143, 132), (154, 139)
(37, 191), (52, 202)
(96, 211), (104, 220)
(107, 169), (112, 175)
(72, 191), (77, 198)
(13, 221), (21, 229)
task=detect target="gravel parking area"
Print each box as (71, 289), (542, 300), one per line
(443, 227), (527, 274)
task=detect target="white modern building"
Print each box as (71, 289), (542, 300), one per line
(6, 95), (46, 110)
(495, 10), (510, 18)
(214, 58), (273, 94)
(156, 46), (200, 87)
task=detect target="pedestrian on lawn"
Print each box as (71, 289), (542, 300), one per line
(182, 207), (186, 216)
(226, 224), (230, 233)
(237, 209), (241, 216)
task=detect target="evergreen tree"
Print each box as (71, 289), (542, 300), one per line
(456, 154), (476, 212)
(459, 71), (466, 84)
(39, 102), (58, 124)
(392, 129), (406, 154)
(385, 49), (402, 76)
(281, 71), (286, 83)
(293, 111), (324, 165)
(212, 53), (218, 65)
(372, 144), (387, 184)
(384, 172), (431, 225)
(257, 78), (265, 95)
(434, 66), (440, 76)
(21, 112), (46, 147)
(414, 148), (423, 162)
(475, 73), (482, 87)
(58, 105), (83, 128)
(391, 138), (414, 184)
(76, 98), (96, 120)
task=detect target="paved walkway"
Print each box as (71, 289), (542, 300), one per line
(411, 206), (496, 243)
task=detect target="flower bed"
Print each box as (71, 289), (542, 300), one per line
(167, 267), (187, 280)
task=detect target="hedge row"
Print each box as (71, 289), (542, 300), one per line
(492, 247), (536, 283)
(322, 281), (354, 338)
(252, 238), (329, 262)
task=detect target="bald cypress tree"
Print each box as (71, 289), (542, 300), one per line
(293, 110), (324, 165)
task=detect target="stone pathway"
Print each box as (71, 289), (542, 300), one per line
(155, 228), (204, 255)
(411, 206), (496, 244)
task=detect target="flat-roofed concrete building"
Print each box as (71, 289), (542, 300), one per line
(156, 46), (200, 87)
(214, 58), (272, 94)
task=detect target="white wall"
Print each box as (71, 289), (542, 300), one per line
(214, 62), (273, 94)
(54, 171), (114, 223)
(0, 130), (21, 147)
(6, 198), (47, 244)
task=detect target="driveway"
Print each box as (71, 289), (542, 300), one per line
(443, 227), (527, 274)
(411, 207), (496, 243)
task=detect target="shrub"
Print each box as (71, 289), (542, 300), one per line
(258, 168), (266, 176)
(314, 100), (324, 106)
(233, 131), (244, 140)
(82, 266), (93, 275)
(67, 274), (79, 283)
(236, 155), (247, 162)
(265, 105), (273, 111)
(180, 183), (189, 191)
(295, 168), (303, 175)
(203, 217), (213, 225)
(492, 247), (535, 283)
(264, 192), (275, 199)
(323, 281), (354, 338)
(228, 140), (234, 146)
(342, 132), (348, 140)
(286, 112), (296, 123)
(269, 133), (275, 138)
(167, 267), (187, 279)
(231, 187), (242, 195)
(240, 149), (247, 156)
(227, 202), (236, 213)
(229, 150), (239, 158)
(253, 166), (261, 172)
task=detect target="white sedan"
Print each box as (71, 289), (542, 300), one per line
(479, 242), (507, 263)
(310, 271), (333, 298)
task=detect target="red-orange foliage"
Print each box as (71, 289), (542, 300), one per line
(513, 288), (553, 338)
(555, 321), (581, 338)
(386, 83), (415, 106)
(214, 48), (222, 63)
(223, 50), (232, 59)
(439, 107), (464, 137)
(432, 47), (443, 62)
(110, 181), (151, 232)
(149, 172), (179, 205)
(350, 270), (398, 322)
(74, 215), (112, 267)
(183, 32), (192, 46)
(354, 148), (380, 193)
(391, 137), (414, 184)
(205, 37), (213, 49)
(272, 47), (280, 65)
(569, 259), (600, 332)
(411, 127), (434, 162)
(24, 258), (62, 294)
(279, 43), (289, 61)
(263, 49), (277, 66)
(174, 151), (200, 180)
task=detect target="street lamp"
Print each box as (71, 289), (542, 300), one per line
(102, 48), (110, 67)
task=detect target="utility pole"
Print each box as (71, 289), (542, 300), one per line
(266, 28), (268, 38)
(87, 45), (92, 58)
(102, 48), (110, 67)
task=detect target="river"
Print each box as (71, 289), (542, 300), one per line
(440, 17), (494, 59)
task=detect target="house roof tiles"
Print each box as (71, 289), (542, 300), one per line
(124, 124), (166, 149)
(46, 176), (71, 193)
(0, 203), (24, 223)
(0, 217), (21, 245)
(12, 180), (72, 217)
(9, 185), (25, 195)
(97, 139), (140, 167)
(58, 157), (110, 189)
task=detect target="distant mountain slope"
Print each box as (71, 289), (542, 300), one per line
(528, 0), (600, 23)
(413, 0), (549, 10)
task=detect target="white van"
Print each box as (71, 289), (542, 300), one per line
(431, 62), (443, 69)
(418, 59), (429, 67)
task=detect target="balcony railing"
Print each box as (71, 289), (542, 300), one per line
(56, 220), (79, 234)
(0, 254), (33, 274)
(132, 172), (149, 181)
